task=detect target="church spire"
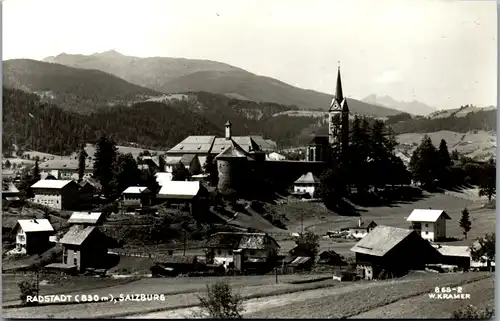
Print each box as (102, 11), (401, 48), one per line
(335, 62), (344, 103)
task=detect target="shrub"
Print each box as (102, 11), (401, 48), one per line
(197, 280), (244, 319)
(451, 304), (494, 319)
(18, 280), (38, 305)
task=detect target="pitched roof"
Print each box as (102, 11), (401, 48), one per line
(2, 182), (19, 193)
(406, 209), (451, 222)
(212, 137), (260, 154)
(39, 159), (92, 170)
(16, 219), (54, 233)
(167, 136), (216, 154)
(157, 181), (200, 199)
(294, 172), (320, 184)
(214, 140), (251, 159)
(434, 245), (470, 258)
(122, 186), (148, 194)
(289, 256), (313, 267)
(350, 225), (414, 257)
(180, 154), (198, 165)
(58, 225), (96, 245)
(206, 232), (279, 250)
(165, 156), (183, 165)
(249, 136), (277, 151)
(79, 178), (102, 190)
(141, 156), (163, 167)
(67, 212), (104, 225)
(31, 179), (74, 189)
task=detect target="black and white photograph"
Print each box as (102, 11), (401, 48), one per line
(1, 0), (497, 319)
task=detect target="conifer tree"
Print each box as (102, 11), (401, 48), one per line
(78, 145), (88, 182)
(93, 136), (118, 198)
(459, 207), (472, 240)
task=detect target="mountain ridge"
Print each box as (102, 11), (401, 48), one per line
(362, 94), (437, 116)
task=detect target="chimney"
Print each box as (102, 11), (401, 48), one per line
(225, 121), (232, 140)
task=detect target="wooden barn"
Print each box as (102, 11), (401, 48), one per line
(351, 225), (442, 280)
(317, 250), (347, 266)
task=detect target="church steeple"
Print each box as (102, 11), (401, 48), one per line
(335, 65), (344, 103)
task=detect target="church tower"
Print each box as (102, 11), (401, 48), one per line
(328, 65), (350, 154)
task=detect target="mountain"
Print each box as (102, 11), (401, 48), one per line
(3, 59), (161, 113)
(43, 51), (402, 117)
(427, 104), (497, 119)
(362, 94), (437, 116)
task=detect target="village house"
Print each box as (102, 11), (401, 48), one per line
(180, 154), (202, 175)
(156, 180), (205, 213)
(266, 152), (286, 161)
(350, 225), (442, 280)
(121, 186), (149, 210)
(2, 181), (21, 201)
(13, 219), (54, 255)
(206, 232), (280, 274)
(341, 219), (378, 239)
(39, 159), (93, 180)
(30, 179), (81, 210)
(67, 212), (105, 226)
(152, 255), (202, 275)
(435, 244), (496, 271)
(138, 155), (165, 173)
(317, 250), (348, 266)
(155, 172), (173, 186)
(292, 172), (320, 198)
(50, 225), (109, 273)
(406, 209), (451, 242)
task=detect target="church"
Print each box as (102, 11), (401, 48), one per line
(306, 66), (350, 162)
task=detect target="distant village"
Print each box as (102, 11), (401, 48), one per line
(2, 68), (494, 283)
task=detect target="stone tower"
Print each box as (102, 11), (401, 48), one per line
(328, 65), (350, 154)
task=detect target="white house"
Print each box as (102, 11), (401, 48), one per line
(156, 181), (201, 200)
(30, 179), (81, 210)
(121, 186), (148, 209)
(155, 172), (173, 186)
(39, 159), (93, 180)
(406, 209), (451, 242)
(293, 172), (320, 198)
(13, 219), (54, 254)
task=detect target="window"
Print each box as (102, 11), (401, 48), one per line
(425, 224), (428, 228)
(425, 231), (428, 235)
(63, 252), (68, 264)
(74, 258), (78, 266)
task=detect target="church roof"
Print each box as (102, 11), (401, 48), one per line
(215, 140), (252, 159)
(328, 67), (349, 113)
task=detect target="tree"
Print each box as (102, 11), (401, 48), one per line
(196, 280), (244, 319)
(451, 150), (460, 161)
(469, 233), (495, 271)
(348, 116), (370, 195)
(93, 136), (118, 198)
(293, 231), (320, 259)
(478, 158), (496, 202)
(451, 305), (494, 319)
(409, 135), (439, 187)
(112, 153), (141, 194)
(4, 159), (11, 169)
(18, 280), (38, 306)
(459, 207), (471, 240)
(438, 139), (452, 167)
(203, 155), (218, 186)
(172, 162), (190, 181)
(32, 159), (40, 182)
(318, 165), (348, 209)
(78, 145), (88, 182)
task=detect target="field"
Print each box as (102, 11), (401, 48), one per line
(69, 144), (164, 160)
(245, 273), (493, 318)
(396, 130), (496, 161)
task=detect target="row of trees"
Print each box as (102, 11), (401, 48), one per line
(319, 116), (411, 208)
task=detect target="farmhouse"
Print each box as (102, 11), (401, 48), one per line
(351, 225), (442, 280)
(292, 172), (320, 198)
(13, 219), (54, 254)
(156, 181), (205, 213)
(30, 179), (81, 210)
(39, 159), (93, 180)
(67, 212), (105, 226)
(121, 186), (149, 210)
(206, 232), (280, 273)
(317, 250), (347, 266)
(55, 225), (109, 273)
(342, 219), (378, 239)
(407, 209), (451, 242)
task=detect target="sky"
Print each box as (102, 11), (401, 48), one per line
(2, 0), (498, 109)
